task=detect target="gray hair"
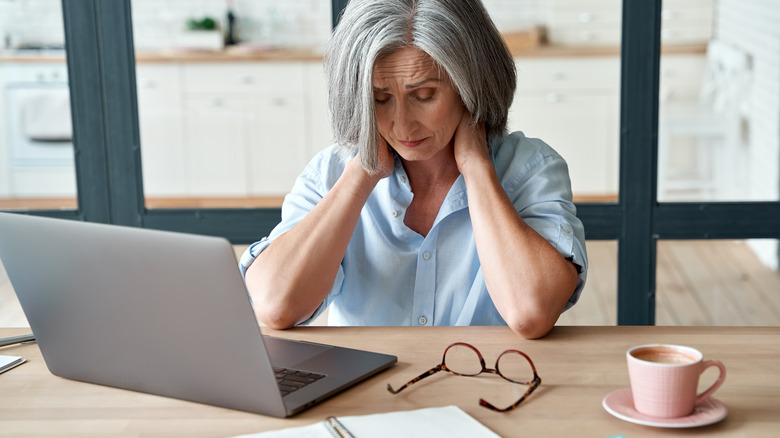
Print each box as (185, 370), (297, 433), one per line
(324, 0), (516, 174)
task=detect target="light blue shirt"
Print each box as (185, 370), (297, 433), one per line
(240, 131), (588, 327)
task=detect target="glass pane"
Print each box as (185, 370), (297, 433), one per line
(657, 0), (779, 203)
(0, 0), (76, 211)
(129, 1), (622, 209)
(131, 0), (331, 209)
(505, 1), (622, 203)
(656, 240), (780, 326)
(557, 240), (617, 326)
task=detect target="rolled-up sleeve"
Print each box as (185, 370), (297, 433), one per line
(238, 146), (349, 324)
(239, 157), (331, 277)
(495, 133), (589, 310)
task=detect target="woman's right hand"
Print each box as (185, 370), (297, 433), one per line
(374, 136), (396, 179)
(250, 137), (396, 329)
(349, 136), (395, 184)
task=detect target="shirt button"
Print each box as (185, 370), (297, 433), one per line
(400, 175), (407, 184)
(422, 251), (431, 260)
(391, 210), (399, 217)
(418, 316), (428, 325)
(562, 225), (571, 233)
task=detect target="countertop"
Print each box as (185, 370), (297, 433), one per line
(0, 43), (706, 64)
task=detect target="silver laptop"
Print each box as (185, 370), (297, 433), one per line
(0, 212), (396, 417)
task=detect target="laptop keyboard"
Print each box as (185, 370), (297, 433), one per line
(273, 367), (326, 396)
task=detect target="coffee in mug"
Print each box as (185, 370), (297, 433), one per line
(627, 344), (726, 418)
(631, 347), (697, 365)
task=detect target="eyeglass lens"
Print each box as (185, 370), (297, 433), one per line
(496, 350), (536, 384)
(443, 343), (484, 376)
(443, 343), (536, 384)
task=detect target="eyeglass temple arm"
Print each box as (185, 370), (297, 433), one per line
(479, 375), (542, 412)
(386, 364), (444, 394)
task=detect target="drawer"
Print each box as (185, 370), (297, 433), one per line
(136, 64), (181, 102)
(182, 62), (305, 94)
(545, 6), (622, 28)
(515, 57), (621, 91)
(661, 26), (712, 45)
(661, 6), (714, 24)
(546, 28), (622, 47)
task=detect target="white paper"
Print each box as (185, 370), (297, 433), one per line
(233, 406), (501, 438)
(0, 354), (26, 375)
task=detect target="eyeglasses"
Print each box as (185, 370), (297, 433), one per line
(387, 342), (541, 412)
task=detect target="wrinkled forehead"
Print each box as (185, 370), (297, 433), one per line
(372, 47), (443, 86)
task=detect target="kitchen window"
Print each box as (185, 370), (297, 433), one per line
(1, 0), (778, 325)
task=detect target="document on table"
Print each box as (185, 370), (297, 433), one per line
(0, 354), (26, 375)
(232, 406), (501, 438)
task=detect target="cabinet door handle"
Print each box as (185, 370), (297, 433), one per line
(579, 31), (594, 41)
(546, 93), (562, 104)
(579, 12), (593, 23)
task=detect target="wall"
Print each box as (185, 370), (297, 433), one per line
(130, 0), (332, 52)
(0, 0), (65, 49)
(716, 0), (780, 270)
(0, 0), (543, 53)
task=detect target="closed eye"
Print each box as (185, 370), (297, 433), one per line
(374, 91), (392, 105)
(413, 88), (436, 103)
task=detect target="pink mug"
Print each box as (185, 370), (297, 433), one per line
(627, 344), (726, 418)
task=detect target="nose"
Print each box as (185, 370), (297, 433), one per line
(392, 102), (418, 139)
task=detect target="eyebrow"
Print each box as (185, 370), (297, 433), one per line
(373, 77), (441, 92)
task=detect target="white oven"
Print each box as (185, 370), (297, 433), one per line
(1, 61), (76, 196)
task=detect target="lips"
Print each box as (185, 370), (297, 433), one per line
(398, 138), (426, 148)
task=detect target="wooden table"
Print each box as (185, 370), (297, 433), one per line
(1, 326), (778, 437)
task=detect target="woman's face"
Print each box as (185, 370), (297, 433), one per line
(372, 47), (464, 163)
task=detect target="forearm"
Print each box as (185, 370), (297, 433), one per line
(462, 160), (578, 339)
(245, 160), (380, 329)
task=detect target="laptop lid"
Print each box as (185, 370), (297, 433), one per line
(0, 212), (396, 417)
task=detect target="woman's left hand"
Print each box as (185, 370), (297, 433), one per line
(452, 109), (490, 176)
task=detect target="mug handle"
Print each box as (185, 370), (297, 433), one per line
(695, 360), (726, 405)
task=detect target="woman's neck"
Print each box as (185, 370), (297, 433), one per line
(400, 143), (461, 236)
(401, 143), (460, 190)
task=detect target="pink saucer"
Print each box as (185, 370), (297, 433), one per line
(602, 388), (727, 428)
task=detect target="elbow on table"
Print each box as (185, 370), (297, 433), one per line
(505, 309), (558, 340)
(245, 263), (300, 329)
(256, 304), (298, 330)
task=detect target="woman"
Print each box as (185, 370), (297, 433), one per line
(240, 0), (587, 339)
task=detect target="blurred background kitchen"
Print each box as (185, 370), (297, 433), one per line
(1, 0), (778, 327)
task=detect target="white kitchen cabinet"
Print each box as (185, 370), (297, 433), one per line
(304, 62), (333, 162)
(136, 64), (186, 197)
(246, 92), (307, 195)
(541, 0), (623, 47)
(541, 0), (712, 48)
(182, 95), (249, 196)
(660, 0), (713, 45)
(180, 62), (309, 197)
(509, 57), (620, 197)
(9, 168), (76, 197)
(0, 62), (76, 198)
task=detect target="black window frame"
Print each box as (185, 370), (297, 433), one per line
(6, 0), (779, 325)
